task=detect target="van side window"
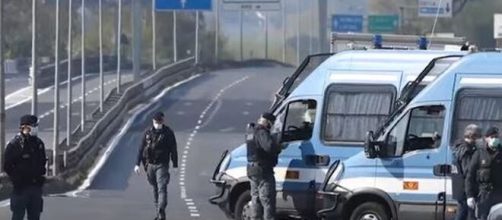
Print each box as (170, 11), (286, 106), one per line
(282, 100), (317, 142)
(323, 85), (395, 143)
(453, 91), (502, 141)
(385, 105), (445, 156)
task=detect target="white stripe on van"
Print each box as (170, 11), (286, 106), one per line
(339, 177), (452, 195)
(329, 73), (399, 82)
(225, 166), (323, 183)
(405, 75), (436, 82)
(460, 77), (502, 85)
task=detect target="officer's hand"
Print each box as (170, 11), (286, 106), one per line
(134, 165), (141, 175)
(467, 197), (476, 209)
(172, 168), (179, 176)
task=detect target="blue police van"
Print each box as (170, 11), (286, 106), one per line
(318, 52), (502, 220)
(210, 49), (466, 220)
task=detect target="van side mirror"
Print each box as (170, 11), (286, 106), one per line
(433, 164), (452, 177)
(364, 131), (378, 159)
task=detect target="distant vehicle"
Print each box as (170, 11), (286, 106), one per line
(318, 52), (502, 220)
(209, 48), (467, 220)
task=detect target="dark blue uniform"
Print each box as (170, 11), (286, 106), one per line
(136, 124), (178, 220)
(452, 140), (477, 220)
(4, 134), (46, 220)
(246, 123), (281, 220)
(466, 146), (502, 220)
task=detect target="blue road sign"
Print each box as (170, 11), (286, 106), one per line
(332, 15), (363, 33)
(155, 0), (212, 11)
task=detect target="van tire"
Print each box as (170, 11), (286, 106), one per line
(234, 190), (251, 220)
(350, 202), (389, 220)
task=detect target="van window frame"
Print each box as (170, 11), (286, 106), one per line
(383, 105), (446, 157)
(451, 88), (502, 145)
(321, 83), (397, 146)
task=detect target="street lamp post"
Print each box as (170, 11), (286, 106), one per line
(31, 0), (37, 116)
(81, 0), (86, 132)
(53, 0), (61, 176)
(67, 0), (73, 148)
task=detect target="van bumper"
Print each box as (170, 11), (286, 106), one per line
(317, 190), (347, 218)
(209, 173), (236, 217)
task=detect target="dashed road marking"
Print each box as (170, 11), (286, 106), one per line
(178, 76), (250, 218)
(38, 79), (117, 119)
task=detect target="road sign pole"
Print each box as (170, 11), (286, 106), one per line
(265, 11), (268, 59)
(31, 0), (37, 116)
(239, 8), (243, 61)
(173, 11), (177, 62)
(117, 0), (122, 93)
(152, 0), (157, 69)
(67, 0), (73, 148)
(281, 1), (286, 63)
(309, 0), (313, 54)
(99, 0), (104, 112)
(296, 0), (300, 65)
(81, 0), (85, 132)
(0, 0), (5, 172)
(215, 0), (220, 63)
(195, 10), (199, 64)
(53, 0), (61, 176)
(132, 0), (142, 80)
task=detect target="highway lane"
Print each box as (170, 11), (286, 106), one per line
(4, 71), (135, 150)
(0, 66), (291, 220)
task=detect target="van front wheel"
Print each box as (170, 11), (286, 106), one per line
(234, 190), (251, 220)
(350, 202), (389, 220)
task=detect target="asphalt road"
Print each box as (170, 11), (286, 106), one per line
(4, 71), (135, 149)
(0, 66), (291, 220)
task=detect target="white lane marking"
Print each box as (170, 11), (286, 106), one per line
(5, 75), (91, 110)
(179, 76), (249, 218)
(38, 79), (117, 119)
(59, 74), (201, 197)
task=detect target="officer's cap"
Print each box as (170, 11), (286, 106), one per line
(261, 112), (276, 123)
(153, 112), (164, 121)
(485, 127), (500, 137)
(20, 114), (39, 126)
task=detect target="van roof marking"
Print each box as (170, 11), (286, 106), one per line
(330, 72), (399, 82)
(459, 77), (502, 85)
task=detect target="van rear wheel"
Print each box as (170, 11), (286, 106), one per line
(234, 190), (251, 220)
(350, 202), (389, 220)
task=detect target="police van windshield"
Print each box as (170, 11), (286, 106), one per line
(376, 56), (462, 138)
(279, 54), (332, 97)
(323, 84), (396, 144)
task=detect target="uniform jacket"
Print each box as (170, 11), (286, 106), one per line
(136, 125), (178, 168)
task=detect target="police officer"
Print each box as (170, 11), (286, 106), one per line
(134, 112), (178, 220)
(3, 115), (47, 220)
(452, 124), (482, 220)
(246, 112), (281, 220)
(466, 127), (502, 220)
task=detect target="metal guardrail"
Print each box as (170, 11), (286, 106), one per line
(0, 58), (196, 192)
(60, 57), (195, 183)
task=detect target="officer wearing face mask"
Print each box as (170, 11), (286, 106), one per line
(247, 112), (282, 220)
(134, 112), (178, 220)
(4, 114), (47, 220)
(452, 124), (482, 220)
(466, 127), (502, 220)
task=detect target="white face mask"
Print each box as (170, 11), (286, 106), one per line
(489, 138), (501, 149)
(153, 122), (163, 130)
